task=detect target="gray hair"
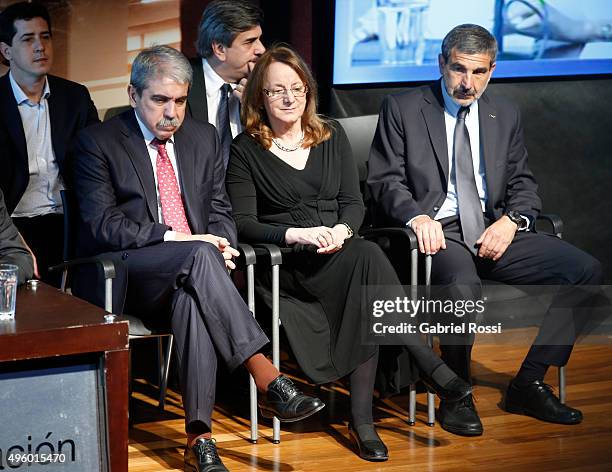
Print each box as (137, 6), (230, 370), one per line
(196, 0), (263, 58)
(130, 45), (193, 95)
(441, 24), (497, 64)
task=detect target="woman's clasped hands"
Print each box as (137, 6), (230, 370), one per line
(285, 224), (351, 254)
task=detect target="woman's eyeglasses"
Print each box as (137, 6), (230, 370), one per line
(263, 84), (309, 100)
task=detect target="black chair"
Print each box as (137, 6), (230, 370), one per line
(103, 105), (131, 122)
(336, 115), (427, 423)
(51, 189), (174, 410)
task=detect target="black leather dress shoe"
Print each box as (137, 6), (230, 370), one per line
(505, 379), (583, 425)
(420, 374), (472, 403)
(438, 395), (483, 436)
(348, 424), (388, 462)
(184, 438), (228, 472)
(258, 375), (325, 422)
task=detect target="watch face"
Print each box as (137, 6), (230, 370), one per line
(507, 211), (523, 228)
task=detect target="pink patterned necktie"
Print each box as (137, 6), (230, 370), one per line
(153, 138), (191, 234)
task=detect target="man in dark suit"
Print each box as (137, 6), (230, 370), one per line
(368, 24), (601, 436)
(73, 45), (323, 472)
(0, 2), (99, 285)
(0, 188), (33, 285)
(187, 0), (264, 166)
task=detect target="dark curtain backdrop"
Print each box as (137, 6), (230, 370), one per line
(180, 0), (333, 107)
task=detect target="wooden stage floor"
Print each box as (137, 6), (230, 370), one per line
(128, 343), (612, 471)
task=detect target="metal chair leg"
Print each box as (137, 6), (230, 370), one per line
(408, 384), (416, 425)
(559, 366), (566, 404)
(271, 262), (281, 444)
(407, 247), (418, 426)
(158, 335), (173, 410)
(424, 255), (435, 426)
(255, 244), (283, 444)
(246, 256), (259, 443)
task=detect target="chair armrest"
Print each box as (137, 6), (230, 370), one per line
(536, 214), (563, 238)
(49, 257), (117, 313)
(238, 242), (257, 267)
(253, 243), (284, 265)
(49, 256), (116, 280)
(360, 226), (418, 250)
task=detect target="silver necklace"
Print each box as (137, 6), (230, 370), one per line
(272, 131), (304, 152)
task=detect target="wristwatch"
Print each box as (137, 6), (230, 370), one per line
(505, 210), (527, 230)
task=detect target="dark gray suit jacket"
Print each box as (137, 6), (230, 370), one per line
(187, 57), (209, 124)
(73, 109), (236, 258)
(0, 189), (33, 284)
(367, 79), (542, 227)
(0, 73), (100, 213)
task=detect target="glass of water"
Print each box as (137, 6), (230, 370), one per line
(0, 264), (18, 321)
(377, 0), (430, 65)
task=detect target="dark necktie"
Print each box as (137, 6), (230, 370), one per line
(454, 106), (484, 255)
(217, 83), (232, 168)
(153, 138), (191, 235)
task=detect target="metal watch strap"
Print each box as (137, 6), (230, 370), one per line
(341, 222), (354, 238)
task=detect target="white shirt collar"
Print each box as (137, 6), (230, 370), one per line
(202, 57), (234, 97)
(441, 77), (477, 118)
(133, 109), (174, 145)
(9, 71), (50, 105)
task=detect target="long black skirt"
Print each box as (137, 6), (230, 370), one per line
(255, 237), (417, 390)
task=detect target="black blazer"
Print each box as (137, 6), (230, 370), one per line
(0, 73), (100, 213)
(72, 109), (236, 257)
(367, 79), (542, 227)
(187, 57), (209, 123)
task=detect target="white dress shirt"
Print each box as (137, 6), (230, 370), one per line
(10, 72), (64, 218)
(202, 58), (242, 138)
(134, 111), (181, 240)
(436, 80), (487, 220)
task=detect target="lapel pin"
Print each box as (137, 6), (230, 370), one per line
(489, 114), (496, 118)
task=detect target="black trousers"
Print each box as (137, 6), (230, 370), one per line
(431, 218), (602, 382)
(12, 213), (64, 287)
(77, 241), (269, 430)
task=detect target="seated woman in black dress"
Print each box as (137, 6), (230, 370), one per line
(226, 45), (470, 462)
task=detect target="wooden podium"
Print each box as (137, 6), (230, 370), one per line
(0, 283), (129, 472)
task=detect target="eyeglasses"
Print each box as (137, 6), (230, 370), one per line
(263, 84), (309, 100)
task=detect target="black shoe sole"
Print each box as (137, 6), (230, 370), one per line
(440, 422), (484, 436)
(259, 402), (326, 423)
(438, 417), (483, 437)
(184, 460), (229, 472)
(348, 431), (389, 462)
(504, 402), (583, 425)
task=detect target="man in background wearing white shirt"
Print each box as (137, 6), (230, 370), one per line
(187, 0), (265, 167)
(0, 2), (99, 285)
